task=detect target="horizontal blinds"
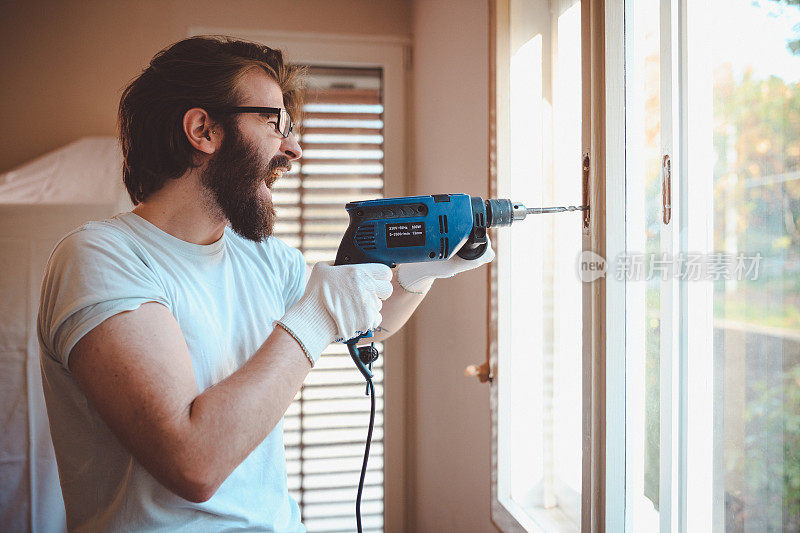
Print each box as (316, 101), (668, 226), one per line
(275, 66), (385, 533)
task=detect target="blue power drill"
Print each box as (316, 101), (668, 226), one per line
(334, 193), (588, 267)
(333, 193), (588, 373)
(332, 193), (587, 533)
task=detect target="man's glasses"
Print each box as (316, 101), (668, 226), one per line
(208, 106), (294, 138)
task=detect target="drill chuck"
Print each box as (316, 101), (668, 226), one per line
(484, 199), (530, 227)
(486, 198), (589, 227)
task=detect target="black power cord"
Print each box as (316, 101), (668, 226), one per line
(357, 378), (375, 533)
(346, 340), (379, 533)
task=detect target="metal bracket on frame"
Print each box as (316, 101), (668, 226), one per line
(583, 152), (591, 229)
(662, 154), (672, 225)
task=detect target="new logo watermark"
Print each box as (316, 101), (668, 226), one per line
(576, 251), (762, 282)
(577, 251), (608, 282)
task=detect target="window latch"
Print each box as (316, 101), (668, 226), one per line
(662, 154), (672, 225)
(582, 153), (591, 229)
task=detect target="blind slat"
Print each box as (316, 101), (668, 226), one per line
(288, 456), (384, 475)
(291, 469), (383, 488)
(275, 183), (384, 193)
(297, 158), (384, 166)
(287, 399), (384, 414)
(298, 381), (383, 397)
(299, 127), (383, 135)
(302, 516), (383, 533)
(304, 89), (380, 105)
(285, 413), (385, 431)
(293, 485), (382, 502)
(299, 134), (384, 144)
(303, 505), (383, 521)
(304, 112), (383, 121)
(297, 143), (384, 151)
(286, 442), (384, 460)
(272, 193), (383, 205)
(308, 498), (383, 516)
(288, 428), (384, 441)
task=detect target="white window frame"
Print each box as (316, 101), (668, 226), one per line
(489, 1), (596, 531)
(493, 0), (723, 530)
(188, 27), (411, 531)
(604, 1), (719, 530)
(681, 1), (719, 529)
(603, 0), (626, 529)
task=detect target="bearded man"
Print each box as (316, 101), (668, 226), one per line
(37, 36), (493, 532)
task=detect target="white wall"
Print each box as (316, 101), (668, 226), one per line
(408, 0), (494, 531)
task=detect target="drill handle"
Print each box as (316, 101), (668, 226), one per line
(456, 230), (488, 260)
(456, 195), (489, 260)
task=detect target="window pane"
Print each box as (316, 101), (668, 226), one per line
(624, 0), (661, 528)
(707, 1), (800, 530)
(496, 1), (582, 530)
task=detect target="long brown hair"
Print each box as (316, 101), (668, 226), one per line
(118, 35), (306, 205)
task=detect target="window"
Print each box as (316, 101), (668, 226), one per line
(490, 0), (585, 530)
(604, 0), (800, 530)
(698, 1), (800, 529)
(274, 66), (386, 533)
(493, 0), (800, 530)
(622, 1), (663, 529)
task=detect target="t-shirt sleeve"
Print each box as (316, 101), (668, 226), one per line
(37, 226), (170, 370)
(283, 247), (308, 311)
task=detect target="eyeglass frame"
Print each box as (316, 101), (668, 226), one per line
(206, 106), (294, 138)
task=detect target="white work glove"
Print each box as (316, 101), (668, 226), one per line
(396, 235), (495, 294)
(276, 262), (393, 365)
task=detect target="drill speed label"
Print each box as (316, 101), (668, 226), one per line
(385, 222), (425, 248)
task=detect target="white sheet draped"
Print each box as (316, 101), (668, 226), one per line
(0, 138), (130, 532)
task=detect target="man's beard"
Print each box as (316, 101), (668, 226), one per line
(200, 125), (289, 242)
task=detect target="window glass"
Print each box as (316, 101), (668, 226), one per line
(707, 2), (800, 530)
(495, 1), (583, 529)
(624, 1), (662, 528)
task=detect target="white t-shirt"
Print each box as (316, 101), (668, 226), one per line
(37, 212), (307, 532)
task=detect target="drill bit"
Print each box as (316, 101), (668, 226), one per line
(526, 205), (589, 214)
(504, 200), (591, 224)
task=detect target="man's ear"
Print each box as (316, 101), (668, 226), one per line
(183, 108), (221, 154)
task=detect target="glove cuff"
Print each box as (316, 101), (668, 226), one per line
(275, 296), (337, 366)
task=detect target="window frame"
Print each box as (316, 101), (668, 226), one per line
(488, 1), (604, 531)
(605, 0), (719, 530)
(494, 1), (778, 531)
(188, 27), (410, 531)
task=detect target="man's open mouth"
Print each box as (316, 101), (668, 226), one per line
(265, 166), (290, 189)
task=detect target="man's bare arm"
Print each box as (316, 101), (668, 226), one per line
(366, 238), (496, 344)
(364, 272), (425, 343)
(70, 302), (311, 503)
